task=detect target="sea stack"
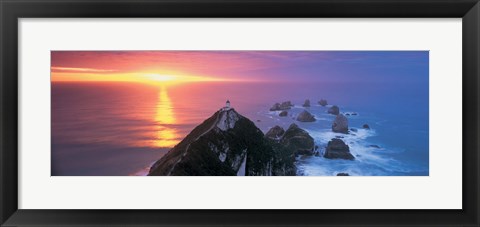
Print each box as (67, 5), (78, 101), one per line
(328, 105), (340, 115)
(279, 110), (288, 117)
(332, 114), (349, 134)
(269, 101), (294, 111)
(318, 99), (328, 106)
(324, 138), (355, 160)
(280, 123), (315, 156)
(296, 110), (316, 122)
(302, 99), (311, 107)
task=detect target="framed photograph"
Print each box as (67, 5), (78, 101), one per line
(1, 0), (479, 226)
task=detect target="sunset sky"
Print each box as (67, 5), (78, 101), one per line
(51, 51), (428, 84)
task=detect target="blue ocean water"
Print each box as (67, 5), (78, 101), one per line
(254, 82), (429, 176)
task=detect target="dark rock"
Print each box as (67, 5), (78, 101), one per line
(302, 99), (311, 107)
(328, 105), (340, 115)
(265, 125), (285, 140)
(270, 101), (294, 111)
(324, 138), (355, 160)
(279, 110), (288, 117)
(318, 99), (328, 106)
(285, 101), (294, 107)
(314, 152), (321, 157)
(351, 113), (358, 116)
(280, 123), (315, 156)
(345, 113), (350, 116)
(332, 114), (349, 134)
(256, 119), (261, 122)
(369, 145), (381, 148)
(362, 124), (370, 129)
(296, 110), (316, 122)
(350, 128), (358, 132)
(337, 173), (350, 176)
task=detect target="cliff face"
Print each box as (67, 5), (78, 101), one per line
(148, 108), (287, 176)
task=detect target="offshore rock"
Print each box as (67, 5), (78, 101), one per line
(324, 138), (355, 160)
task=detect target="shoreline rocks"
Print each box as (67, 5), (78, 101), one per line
(279, 110), (288, 117)
(362, 124), (370, 129)
(265, 125), (285, 140)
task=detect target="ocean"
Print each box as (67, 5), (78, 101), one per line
(51, 81), (429, 176)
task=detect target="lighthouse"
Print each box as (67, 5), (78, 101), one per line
(225, 100), (231, 110)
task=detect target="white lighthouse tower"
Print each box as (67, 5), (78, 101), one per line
(225, 100), (231, 110)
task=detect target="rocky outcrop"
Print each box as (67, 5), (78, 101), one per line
(280, 124), (315, 156)
(265, 125), (285, 140)
(328, 105), (340, 115)
(302, 99), (310, 107)
(363, 124), (370, 129)
(296, 110), (316, 122)
(332, 114), (348, 134)
(270, 101), (294, 111)
(149, 108), (293, 176)
(324, 138), (355, 160)
(318, 99), (328, 106)
(279, 110), (288, 117)
(337, 173), (350, 176)
(264, 123), (315, 175)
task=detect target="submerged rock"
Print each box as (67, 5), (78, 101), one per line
(368, 145), (381, 148)
(296, 110), (316, 122)
(324, 138), (355, 160)
(279, 110), (288, 117)
(332, 114), (349, 134)
(328, 105), (340, 115)
(302, 99), (311, 107)
(337, 173), (350, 176)
(350, 128), (358, 132)
(318, 99), (328, 106)
(362, 124), (370, 129)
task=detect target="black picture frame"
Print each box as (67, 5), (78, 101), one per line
(1, 0), (479, 226)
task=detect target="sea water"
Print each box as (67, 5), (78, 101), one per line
(52, 81), (428, 176)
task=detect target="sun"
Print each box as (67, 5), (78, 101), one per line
(145, 74), (176, 82)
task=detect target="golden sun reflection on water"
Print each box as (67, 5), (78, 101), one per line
(153, 86), (180, 148)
